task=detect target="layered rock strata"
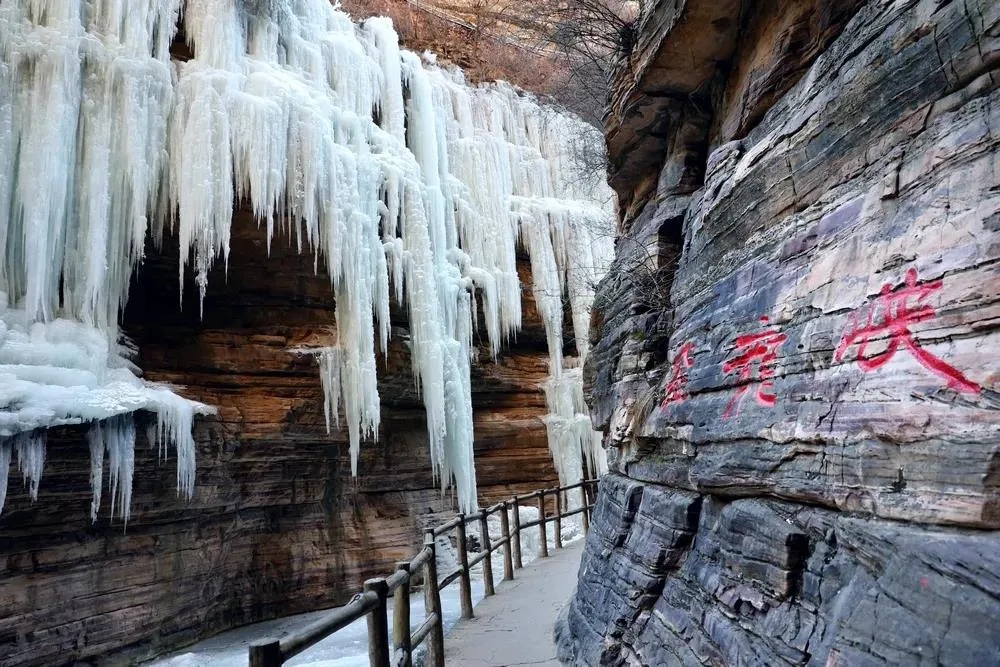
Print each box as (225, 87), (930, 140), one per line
(559, 0), (1000, 664)
(0, 217), (559, 666)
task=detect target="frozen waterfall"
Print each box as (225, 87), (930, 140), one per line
(0, 0), (613, 517)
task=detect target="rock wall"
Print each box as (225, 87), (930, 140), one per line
(0, 214), (559, 666)
(559, 0), (1000, 664)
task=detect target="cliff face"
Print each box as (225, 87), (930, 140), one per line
(559, 1), (1000, 664)
(0, 214), (559, 666)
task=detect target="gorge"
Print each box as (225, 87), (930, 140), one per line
(5, 0), (1000, 664)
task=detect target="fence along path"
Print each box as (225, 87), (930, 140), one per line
(442, 536), (585, 666)
(248, 479), (598, 667)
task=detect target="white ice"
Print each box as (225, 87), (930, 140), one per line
(0, 301), (211, 518)
(0, 0), (614, 518)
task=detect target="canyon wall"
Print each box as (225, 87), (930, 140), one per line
(0, 215), (559, 666)
(558, 0), (1000, 664)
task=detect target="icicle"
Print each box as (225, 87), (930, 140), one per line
(318, 347), (343, 433)
(105, 414), (136, 526)
(307, 342), (378, 477)
(0, 439), (10, 515)
(367, 18), (406, 142)
(14, 430), (46, 501)
(151, 393), (197, 500)
(87, 422), (104, 522)
(542, 367), (607, 491)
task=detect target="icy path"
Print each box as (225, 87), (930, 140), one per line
(150, 512), (583, 666)
(148, 579), (476, 667)
(443, 540), (584, 666)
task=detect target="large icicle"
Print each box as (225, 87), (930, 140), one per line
(105, 414), (136, 526)
(1, 0), (615, 517)
(87, 422), (104, 522)
(0, 0), (209, 520)
(14, 431), (45, 502)
(0, 440), (10, 515)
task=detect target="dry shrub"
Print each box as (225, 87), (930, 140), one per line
(338, 0), (567, 96)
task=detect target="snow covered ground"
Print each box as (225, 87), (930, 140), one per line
(150, 509), (585, 667)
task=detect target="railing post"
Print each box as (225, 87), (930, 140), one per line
(537, 491), (549, 558)
(582, 484), (590, 533)
(393, 562), (412, 667)
(456, 514), (474, 619)
(249, 639), (281, 667)
(555, 488), (563, 549)
(500, 500), (514, 581)
(365, 579), (390, 667)
(479, 511), (495, 597)
(423, 531), (445, 667)
(512, 495), (523, 569)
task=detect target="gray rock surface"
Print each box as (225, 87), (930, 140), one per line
(561, 0), (1000, 664)
(559, 475), (1000, 666)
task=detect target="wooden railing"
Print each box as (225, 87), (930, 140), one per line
(248, 479), (599, 667)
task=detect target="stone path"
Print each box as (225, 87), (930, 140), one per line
(442, 540), (584, 666)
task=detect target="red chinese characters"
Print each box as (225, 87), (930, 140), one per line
(834, 268), (980, 394)
(661, 341), (696, 407)
(722, 317), (788, 419)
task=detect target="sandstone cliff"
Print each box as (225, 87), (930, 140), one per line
(558, 1), (1000, 664)
(0, 215), (560, 666)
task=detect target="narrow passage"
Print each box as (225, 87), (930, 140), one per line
(443, 540), (584, 666)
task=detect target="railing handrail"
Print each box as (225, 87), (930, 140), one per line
(249, 478), (600, 667)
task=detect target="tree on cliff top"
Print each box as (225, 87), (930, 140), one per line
(524, 0), (641, 124)
(340, 0), (642, 126)
(339, 0), (567, 94)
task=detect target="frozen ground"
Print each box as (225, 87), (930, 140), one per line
(149, 510), (584, 666)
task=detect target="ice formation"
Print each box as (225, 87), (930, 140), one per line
(0, 305), (211, 519)
(0, 0), (613, 517)
(0, 0), (212, 519)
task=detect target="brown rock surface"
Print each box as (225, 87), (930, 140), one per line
(560, 0), (1000, 664)
(0, 212), (559, 665)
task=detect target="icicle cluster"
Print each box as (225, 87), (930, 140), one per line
(0, 304), (210, 519)
(0, 0), (211, 519)
(0, 0), (613, 516)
